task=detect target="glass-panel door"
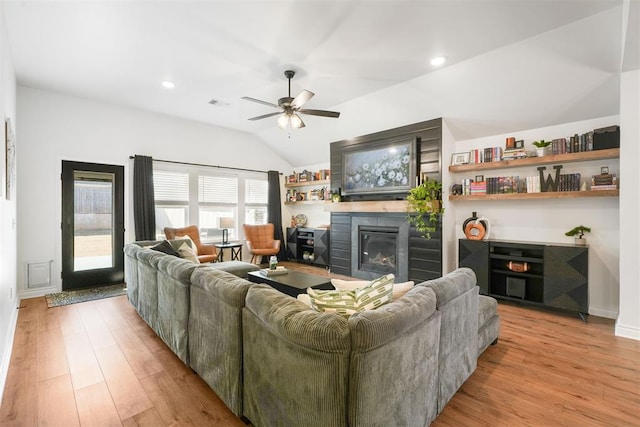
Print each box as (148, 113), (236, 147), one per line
(62, 161), (124, 290)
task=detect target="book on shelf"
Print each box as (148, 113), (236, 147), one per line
(469, 146), (503, 164)
(590, 184), (618, 191)
(591, 173), (616, 186)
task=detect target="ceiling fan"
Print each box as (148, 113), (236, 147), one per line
(242, 70), (340, 130)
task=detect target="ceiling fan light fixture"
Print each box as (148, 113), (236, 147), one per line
(290, 113), (304, 129)
(277, 113), (290, 129)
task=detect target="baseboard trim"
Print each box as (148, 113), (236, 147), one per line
(615, 322), (640, 341)
(18, 285), (58, 300)
(0, 301), (20, 404)
(589, 307), (618, 319)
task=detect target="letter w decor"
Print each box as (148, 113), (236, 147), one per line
(537, 165), (563, 192)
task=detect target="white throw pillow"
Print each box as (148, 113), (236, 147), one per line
(180, 235), (198, 255)
(177, 242), (200, 263)
(297, 293), (312, 308)
(392, 281), (414, 299)
(331, 278), (371, 291)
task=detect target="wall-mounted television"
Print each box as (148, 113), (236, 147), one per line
(342, 139), (416, 197)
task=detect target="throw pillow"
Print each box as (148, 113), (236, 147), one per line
(331, 278), (371, 291)
(150, 240), (181, 257)
(308, 274), (394, 318)
(297, 293), (312, 308)
(176, 242), (200, 263)
(179, 235), (198, 255)
(392, 281), (415, 300)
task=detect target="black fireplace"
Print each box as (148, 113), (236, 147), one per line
(359, 227), (398, 275)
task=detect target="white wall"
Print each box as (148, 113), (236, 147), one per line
(16, 86), (293, 298)
(0, 0), (18, 405)
(617, 69), (640, 338)
(450, 116), (620, 318)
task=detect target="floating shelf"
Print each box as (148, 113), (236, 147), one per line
(449, 190), (619, 201)
(448, 148), (619, 173)
(284, 179), (330, 188)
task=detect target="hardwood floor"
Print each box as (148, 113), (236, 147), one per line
(1, 263), (639, 426)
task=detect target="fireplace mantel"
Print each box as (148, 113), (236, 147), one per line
(324, 200), (440, 213)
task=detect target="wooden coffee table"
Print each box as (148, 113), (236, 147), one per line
(247, 270), (333, 297)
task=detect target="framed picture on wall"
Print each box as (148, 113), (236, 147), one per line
(451, 152), (470, 166)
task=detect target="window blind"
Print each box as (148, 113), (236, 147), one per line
(153, 171), (189, 202)
(198, 175), (238, 203)
(246, 178), (268, 203)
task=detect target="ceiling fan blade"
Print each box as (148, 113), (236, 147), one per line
(298, 109), (341, 118)
(248, 112), (282, 121)
(241, 96), (279, 109)
(291, 90), (314, 108)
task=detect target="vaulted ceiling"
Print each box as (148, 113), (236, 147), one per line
(4, 0), (635, 166)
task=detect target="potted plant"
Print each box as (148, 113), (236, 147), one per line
(406, 179), (444, 239)
(532, 140), (552, 157)
(565, 225), (591, 245)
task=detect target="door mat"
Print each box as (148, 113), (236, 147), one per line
(45, 283), (127, 308)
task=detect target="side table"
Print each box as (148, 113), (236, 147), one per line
(215, 242), (243, 262)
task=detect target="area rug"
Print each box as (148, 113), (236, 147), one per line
(45, 283), (127, 308)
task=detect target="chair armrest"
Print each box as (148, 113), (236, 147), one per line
(199, 243), (217, 256)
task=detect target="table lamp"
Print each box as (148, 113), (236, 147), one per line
(220, 217), (235, 244)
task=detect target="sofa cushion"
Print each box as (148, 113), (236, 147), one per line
(206, 260), (260, 279)
(419, 267), (476, 309)
(308, 274), (394, 317)
(478, 294), (498, 328)
(150, 240), (181, 257)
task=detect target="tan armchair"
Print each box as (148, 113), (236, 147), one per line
(243, 223), (281, 264)
(164, 225), (219, 263)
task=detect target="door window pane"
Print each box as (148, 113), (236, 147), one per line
(73, 171), (114, 271)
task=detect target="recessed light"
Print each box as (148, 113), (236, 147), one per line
(430, 56), (446, 67)
(161, 80), (175, 89)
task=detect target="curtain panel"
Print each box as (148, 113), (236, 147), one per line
(133, 155), (156, 241)
(267, 170), (288, 261)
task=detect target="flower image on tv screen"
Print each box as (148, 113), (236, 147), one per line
(342, 141), (414, 195)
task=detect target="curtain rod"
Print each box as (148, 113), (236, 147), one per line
(129, 156), (281, 175)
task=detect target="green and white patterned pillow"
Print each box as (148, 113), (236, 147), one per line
(307, 274), (395, 317)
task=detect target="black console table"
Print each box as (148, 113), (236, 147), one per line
(459, 239), (588, 319)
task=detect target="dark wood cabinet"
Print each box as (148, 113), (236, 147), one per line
(286, 227), (330, 267)
(459, 239), (588, 317)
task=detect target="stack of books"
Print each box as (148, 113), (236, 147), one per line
(591, 173), (617, 190)
(261, 267), (288, 276)
(502, 148), (528, 160)
(469, 181), (487, 195)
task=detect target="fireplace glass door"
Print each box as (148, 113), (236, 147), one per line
(359, 227), (398, 275)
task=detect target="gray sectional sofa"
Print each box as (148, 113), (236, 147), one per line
(123, 241), (500, 426)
